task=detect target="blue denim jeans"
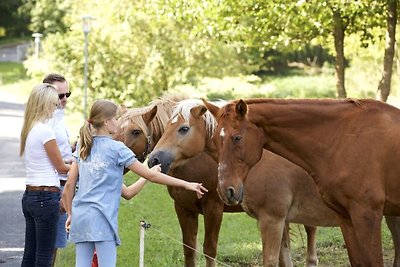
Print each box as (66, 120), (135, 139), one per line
(21, 190), (60, 267)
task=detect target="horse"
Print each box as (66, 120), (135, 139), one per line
(113, 97), (244, 267)
(147, 99), (344, 266)
(202, 98), (400, 267)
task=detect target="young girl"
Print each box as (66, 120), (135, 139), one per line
(20, 83), (71, 267)
(62, 99), (207, 267)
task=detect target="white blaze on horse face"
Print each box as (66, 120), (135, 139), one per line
(218, 162), (227, 182)
(220, 127), (225, 138)
(171, 116), (178, 124)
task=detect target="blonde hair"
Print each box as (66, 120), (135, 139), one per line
(20, 83), (59, 156)
(79, 99), (119, 160)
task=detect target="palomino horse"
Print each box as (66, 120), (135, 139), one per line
(202, 98), (400, 267)
(113, 97), (244, 267)
(147, 99), (341, 266)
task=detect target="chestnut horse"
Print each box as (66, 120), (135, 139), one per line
(147, 99), (341, 266)
(113, 97), (244, 267)
(202, 98), (400, 267)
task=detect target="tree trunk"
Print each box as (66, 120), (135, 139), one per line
(377, 0), (397, 102)
(333, 10), (347, 99)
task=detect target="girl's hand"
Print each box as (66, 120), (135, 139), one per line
(187, 182), (208, 199)
(151, 164), (162, 173)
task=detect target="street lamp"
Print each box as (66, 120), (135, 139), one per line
(32, 33), (43, 61)
(82, 15), (94, 119)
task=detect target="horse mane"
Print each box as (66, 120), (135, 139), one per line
(172, 99), (226, 138)
(242, 97), (371, 108)
(119, 94), (185, 140)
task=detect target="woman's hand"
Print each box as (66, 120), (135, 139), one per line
(65, 215), (71, 232)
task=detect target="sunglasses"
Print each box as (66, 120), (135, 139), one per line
(58, 92), (71, 99)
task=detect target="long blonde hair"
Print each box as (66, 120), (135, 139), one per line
(20, 83), (59, 156)
(79, 99), (119, 160)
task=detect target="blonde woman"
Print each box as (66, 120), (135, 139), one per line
(20, 83), (71, 267)
(62, 99), (207, 267)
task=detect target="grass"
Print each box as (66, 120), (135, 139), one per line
(1, 62), (397, 266)
(54, 173), (395, 267)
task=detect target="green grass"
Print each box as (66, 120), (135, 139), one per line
(0, 62), (28, 85)
(54, 172), (395, 267)
(0, 37), (30, 47)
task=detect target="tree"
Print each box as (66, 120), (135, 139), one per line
(19, 0), (70, 34)
(377, 0), (397, 102)
(24, 0), (247, 110)
(213, 0), (387, 98)
(0, 0), (30, 38)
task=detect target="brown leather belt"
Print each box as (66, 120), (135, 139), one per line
(60, 180), (67, 186)
(26, 185), (60, 193)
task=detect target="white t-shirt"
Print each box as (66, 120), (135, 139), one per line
(24, 122), (59, 186)
(48, 108), (72, 180)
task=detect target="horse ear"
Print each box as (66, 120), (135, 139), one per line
(235, 99), (248, 119)
(202, 99), (220, 118)
(190, 105), (208, 119)
(142, 106), (158, 124)
(120, 104), (128, 115)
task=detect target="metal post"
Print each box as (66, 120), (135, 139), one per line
(83, 31), (88, 119)
(32, 33), (42, 62)
(139, 221), (151, 267)
(81, 15), (93, 119)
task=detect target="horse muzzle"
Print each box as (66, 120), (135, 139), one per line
(218, 184), (244, 206)
(148, 150), (174, 174)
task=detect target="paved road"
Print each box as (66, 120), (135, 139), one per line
(0, 96), (26, 266)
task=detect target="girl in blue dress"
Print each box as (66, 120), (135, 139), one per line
(62, 99), (207, 267)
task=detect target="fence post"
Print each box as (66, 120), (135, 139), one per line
(139, 220), (151, 267)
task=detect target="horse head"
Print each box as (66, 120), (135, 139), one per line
(202, 99), (264, 205)
(148, 99), (216, 173)
(114, 95), (179, 164)
(114, 106), (157, 163)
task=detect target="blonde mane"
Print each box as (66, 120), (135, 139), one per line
(171, 99), (226, 138)
(119, 95), (183, 141)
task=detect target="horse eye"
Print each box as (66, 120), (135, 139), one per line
(178, 126), (189, 134)
(131, 129), (142, 136)
(232, 135), (242, 142)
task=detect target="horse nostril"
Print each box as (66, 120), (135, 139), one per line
(226, 186), (235, 201)
(151, 158), (160, 167)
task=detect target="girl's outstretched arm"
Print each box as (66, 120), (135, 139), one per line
(127, 161), (208, 198)
(121, 164), (162, 200)
(121, 178), (147, 200)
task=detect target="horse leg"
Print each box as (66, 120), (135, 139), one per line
(278, 222), (293, 267)
(258, 214), (289, 267)
(336, 207), (384, 267)
(174, 202), (199, 267)
(304, 225), (318, 267)
(384, 216), (400, 267)
(202, 201), (224, 267)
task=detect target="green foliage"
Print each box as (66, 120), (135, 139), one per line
(22, 0), (249, 113)
(0, 0), (30, 38)
(19, 0), (71, 34)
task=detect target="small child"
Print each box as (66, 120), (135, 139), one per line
(62, 99), (207, 267)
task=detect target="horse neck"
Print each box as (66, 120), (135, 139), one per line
(248, 99), (363, 174)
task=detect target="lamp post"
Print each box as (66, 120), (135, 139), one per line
(32, 33), (43, 61)
(82, 15), (94, 119)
